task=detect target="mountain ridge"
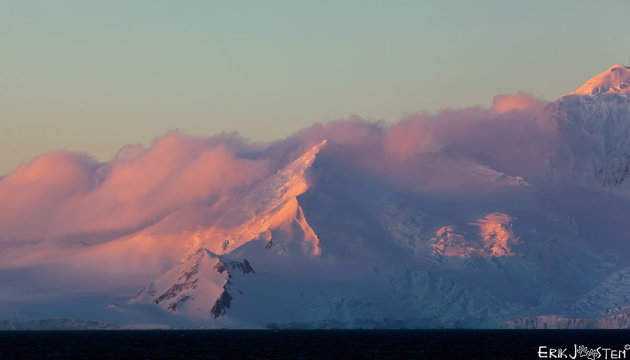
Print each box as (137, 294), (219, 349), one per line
(3, 66), (630, 328)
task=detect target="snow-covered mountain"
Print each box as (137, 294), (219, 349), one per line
(132, 248), (254, 318)
(3, 65), (630, 329)
(569, 64), (630, 97)
(550, 66), (630, 188)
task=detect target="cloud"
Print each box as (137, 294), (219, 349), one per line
(0, 94), (558, 248)
(0, 152), (98, 241)
(0, 131), (270, 243)
(0, 90), (576, 299)
(491, 91), (544, 114)
(286, 97), (554, 193)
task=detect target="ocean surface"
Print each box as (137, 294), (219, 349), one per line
(2, 329), (630, 359)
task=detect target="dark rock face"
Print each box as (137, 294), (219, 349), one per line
(154, 281), (198, 305)
(210, 291), (233, 318)
(181, 263), (199, 281)
(134, 249), (255, 317)
(214, 259), (255, 275)
(167, 295), (190, 312)
(152, 262), (201, 311)
(209, 258), (255, 318)
(239, 260), (255, 274)
(214, 261), (228, 274)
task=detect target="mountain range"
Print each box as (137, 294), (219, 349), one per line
(2, 65), (630, 329)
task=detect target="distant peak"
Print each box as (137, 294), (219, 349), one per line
(569, 64), (630, 97)
(610, 64), (630, 71)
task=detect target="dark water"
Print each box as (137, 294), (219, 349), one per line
(2, 329), (630, 359)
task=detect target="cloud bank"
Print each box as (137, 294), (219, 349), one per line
(0, 93), (556, 248)
(0, 132), (269, 243)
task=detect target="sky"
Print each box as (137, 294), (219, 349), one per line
(1, 0), (629, 176)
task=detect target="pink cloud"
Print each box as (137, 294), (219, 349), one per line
(0, 152), (97, 241)
(0, 131), (270, 243)
(492, 91), (544, 114)
(384, 115), (433, 161)
(284, 102), (555, 195)
(0, 93), (560, 248)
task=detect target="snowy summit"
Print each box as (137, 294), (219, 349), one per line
(569, 64), (630, 97)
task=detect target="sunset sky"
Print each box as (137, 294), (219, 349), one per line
(2, 0), (629, 175)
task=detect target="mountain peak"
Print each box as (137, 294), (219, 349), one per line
(132, 247), (255, 317)
(569, 64), (630, 97)
(609, 64), (629, 70)
(204, 140), (326, 255)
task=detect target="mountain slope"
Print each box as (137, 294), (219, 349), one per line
(132, 248), (254, 318)
(126, 69), (630, 326)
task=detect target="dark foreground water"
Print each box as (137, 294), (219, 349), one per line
(2, 329), (630, 359)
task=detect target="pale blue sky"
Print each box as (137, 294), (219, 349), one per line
(1, 0), (629, 175)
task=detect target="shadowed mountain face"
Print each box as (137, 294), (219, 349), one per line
(2, 65), (630, 329)
(132, 249), (254, 318)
